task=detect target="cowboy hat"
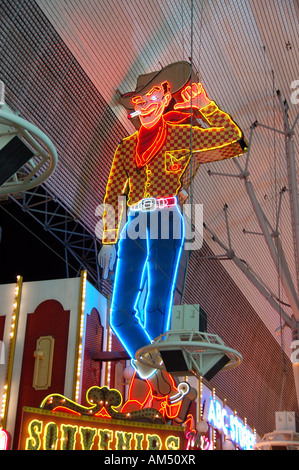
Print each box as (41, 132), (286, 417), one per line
(119, 61), (197, 111)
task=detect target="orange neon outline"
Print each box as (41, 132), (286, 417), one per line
(131, 81), (171, 168)
(132, 84), (168, 106)
(147, 373), (182, 419)
(146, 85), (162, 96)
(122, 371), (182, 420)
(121, 371), (152, 413)
(102, 82), (245, 244)
(133, 81), (171, 129)
(135, 120), (167, 168)
(184, 413), (196, 434)
(132, 96), (144, 105)
(164, 148), (191, 176)
(52, 406), (81, 416)
(93, 407), (112, 419)
(173, 82), (207, 109)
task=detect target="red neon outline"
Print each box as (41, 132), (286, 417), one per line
(121, 372), (152, 413)
(146, 372), (182, 419)
(0, 429), (9, 450)
(121, 371), (182, 420)
(94, 407), (112, 419)
(102, 79), (244, 243)
(132, 84), (167, 106)
(52, 405), (113, 419)
(174, 82), (210, 110)
(184, 413), (196, 433)
(132, 80), (211, 168)
(135, 119), (167, 168)
(52, 406), (81, 416)
(132, 83), (170, 125)
(169, 163), (180, 172)
(133, 81), (171, 167)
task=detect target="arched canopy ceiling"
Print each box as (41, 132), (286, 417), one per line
(36, 0), (299, 353)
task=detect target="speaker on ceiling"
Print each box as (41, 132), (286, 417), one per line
(0, 136), (34, 187)
(203, 354), (230, 381)
(161, 348), (230, 381)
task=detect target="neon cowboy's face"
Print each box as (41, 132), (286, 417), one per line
(132, 82), (171, 128)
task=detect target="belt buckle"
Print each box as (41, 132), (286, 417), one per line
(141, 197), (156, 211)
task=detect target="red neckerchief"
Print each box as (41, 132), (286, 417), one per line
(135, 111), (191, 168)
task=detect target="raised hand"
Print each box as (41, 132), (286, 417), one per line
(174, 82), (211, 110)
(98, 244), (116, 279)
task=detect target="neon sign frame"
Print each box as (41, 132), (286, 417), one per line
(100, 67), (247, 417)
(20, 407), (183, 451)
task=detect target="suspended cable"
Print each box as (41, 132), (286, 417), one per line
(189, 0), (195, 218)
(180, 0), (186, 61)
(271, 68), (288, 410)
(181, 0), (204, 304)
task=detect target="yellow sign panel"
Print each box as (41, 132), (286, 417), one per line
(19, 407), (185, 451)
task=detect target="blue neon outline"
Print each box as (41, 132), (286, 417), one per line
(109, 204), (185, 363)
(135, 206), (184, 337)
(133, 247), (149, 326)
(136, 226), (151, 332)
(164, 207), (185, 332)
(110, 216), (152, 358)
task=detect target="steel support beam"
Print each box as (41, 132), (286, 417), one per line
(203, 222), (292, 328)
(207, 92), (299, 407)
(3, 183), (101, 289)
(277, 90), (299, 295)
(243, 176), (299, 321)
(207, 96), (299, 323)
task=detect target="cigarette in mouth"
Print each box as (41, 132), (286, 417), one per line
(128, 110), (141, 119)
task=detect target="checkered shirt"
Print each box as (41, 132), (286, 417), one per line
(102, 101), (245, 243)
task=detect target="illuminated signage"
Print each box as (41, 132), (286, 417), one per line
(206, 397), (256, 450)
(185, 430), (213, 451)
(19, 408), (184, 451)
(0, 428), (9, 450)
(98, 63), (247, 421)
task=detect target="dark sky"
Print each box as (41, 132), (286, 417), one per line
(0, 200), (78, 285)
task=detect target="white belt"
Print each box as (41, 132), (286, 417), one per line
(129, 196), (177, 212)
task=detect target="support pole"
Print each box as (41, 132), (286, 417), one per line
(207, 92), (299, 409)
(203, 222), (291, 328)
(241, 175), (299, 321)
(277, 90), (299, 295)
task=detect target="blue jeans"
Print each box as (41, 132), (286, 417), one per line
(110, 205), (184, 359)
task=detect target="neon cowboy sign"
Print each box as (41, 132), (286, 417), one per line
(206, 397), (256, 450)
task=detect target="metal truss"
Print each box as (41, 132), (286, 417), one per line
(204, 89), (299, 405)
(205, 90), (299, 328)
(6, 183), (101, 289)
(0, 81), (101, 289)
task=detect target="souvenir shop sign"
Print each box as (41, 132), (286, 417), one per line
(19, 407), (185, 450)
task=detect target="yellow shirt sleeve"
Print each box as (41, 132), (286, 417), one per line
(102, 143), (129, 244)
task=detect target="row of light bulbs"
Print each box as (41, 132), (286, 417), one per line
(1, 275), (22, 428)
